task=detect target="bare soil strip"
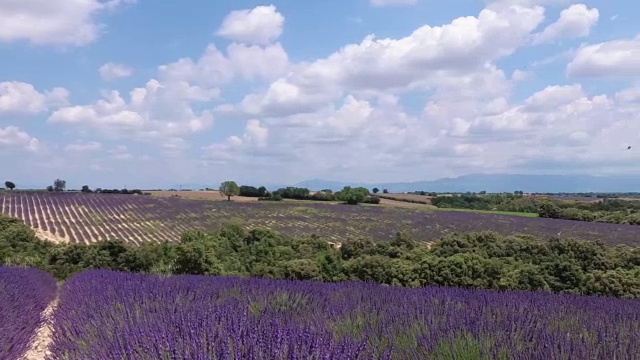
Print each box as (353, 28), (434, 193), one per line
(21, 297), (58, 360)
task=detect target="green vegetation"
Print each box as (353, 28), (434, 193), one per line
(431, 193), (540, 213)
(238, 185), (268, 197)
(4, 181), (15, 191)
(218, 180), (240, 201)
(258, 186), (380, 205)
(2, 213), (639, 298)
(539, 199), (640, 225)
(432, 193), (640, 224)
(53, 178), (66, 192)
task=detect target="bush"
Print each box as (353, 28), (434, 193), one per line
(364, 195), (381, 204)
(259, 193), (283, 201)
(239, 185), (268, 197)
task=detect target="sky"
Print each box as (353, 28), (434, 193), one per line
(1, 0), (639, 189)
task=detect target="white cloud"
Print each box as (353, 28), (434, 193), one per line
(64, 141), (102, 153)
(567, 37), (640, 77)
(532, 4), (599, 44)
(370, 0), (417, 6)
(48, 79), (216, 146)
(522, 84), (585, 112)
(0, 0), (135, 47)
(202, 119), (269, 162)
(512, 69), (533, 81)
(224, 4), (543, 118)
(99, 63), (134, 81)
(0, 126), (40, 152)
(0, 81), (69, 115)
(24, 1), (640, 183)
(615, 87), (640, 103)
(158, 43), (289, 86)
(216, 5), (284, 45)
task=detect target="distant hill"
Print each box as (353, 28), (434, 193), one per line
(293, 174), (640, 193)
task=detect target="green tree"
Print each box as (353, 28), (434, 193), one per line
(4, 181), (15, 191)
(338, 186), (369, 205)
(174, 241), (221, 275)
(282, 259), (322, 280)
(219, 180), (240, 201)
(538, 202), (560, 218)
(53, 179), (66, 192)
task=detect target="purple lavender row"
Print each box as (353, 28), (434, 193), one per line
(0, 266), (58, 360)
(48, 270), (640, 359)
(2, 192), (640, 245)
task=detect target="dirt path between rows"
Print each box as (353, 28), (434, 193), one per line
(21, 297), (58, 360)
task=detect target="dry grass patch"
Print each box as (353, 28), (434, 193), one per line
(148, 191), (259, 202)
(379, 198), (437, 210)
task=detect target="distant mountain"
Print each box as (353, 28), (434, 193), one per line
(292, 174), (640, 193)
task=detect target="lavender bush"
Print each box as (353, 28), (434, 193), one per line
(1, 192), (639, 245)
(0, 266), (57, 360)
(48, 269), (640, 359)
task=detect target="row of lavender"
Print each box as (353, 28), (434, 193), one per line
(0, 192), (189, 244)
(0, 266), (57, 360)
(2, 192), (640, 245)
(47, 270), (640, 359)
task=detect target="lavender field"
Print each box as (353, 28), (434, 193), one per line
(1, 192), (639, 246)
(47, 270), (640, 359)
(0, 266), (57, 360)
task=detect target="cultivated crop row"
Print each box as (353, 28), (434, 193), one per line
(1, 192), (639, 245)
(47, 270), (640, 359)
(0, 266), (57, 360)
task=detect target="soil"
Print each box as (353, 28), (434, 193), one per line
(21, 297), (58, 360)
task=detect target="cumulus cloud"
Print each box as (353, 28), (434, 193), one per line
(0, 81), (69, 115)
(0, 0), (135, 46)
(0, 126), (40, 152)
(532, 4), (599, 44)
(29, 1), (640, 183)
(215, 5), (284, 45)
(48, 80), (216, 145)
(99, 63), (134, 81)
(224, 4), (544, 118)
(158, 42), (289, 85)
(567, 37), (640, 77)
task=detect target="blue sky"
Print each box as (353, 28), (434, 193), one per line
(1, 0), (639, 189)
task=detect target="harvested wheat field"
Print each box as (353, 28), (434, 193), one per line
(379, 193), (434, 204)
(147, 190), (259, 202)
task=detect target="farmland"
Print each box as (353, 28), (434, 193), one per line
(0, 267), (57, 360)
(1, 267), (638, 360)
(1, 192), (640, 246)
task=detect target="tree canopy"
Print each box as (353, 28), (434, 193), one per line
(219, 181), (240, 201)
(53, 179), (66, 192)
(2, 213), (640, 298)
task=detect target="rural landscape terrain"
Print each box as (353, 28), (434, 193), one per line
(1, 180), (640, 359)
(3, 0), (640, 358)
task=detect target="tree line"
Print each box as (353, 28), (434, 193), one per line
(1, 214), (639, 298)
(218, 181), (380, 204)
(432, 193), (640, 225)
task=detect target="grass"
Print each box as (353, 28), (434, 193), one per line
(434, 208), (539, 218)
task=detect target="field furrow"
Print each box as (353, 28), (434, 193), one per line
(1, 192), (639, 246)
